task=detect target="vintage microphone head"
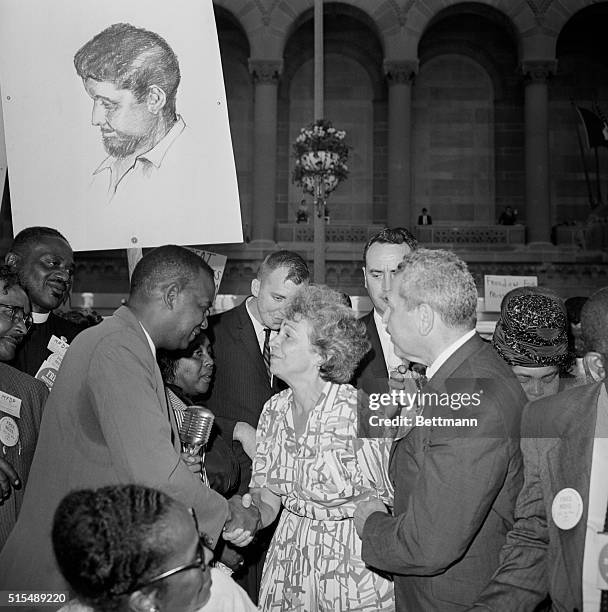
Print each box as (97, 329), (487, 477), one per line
(179, 406), (214, 453)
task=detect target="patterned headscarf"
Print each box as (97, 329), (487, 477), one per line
(492, 287), (570, 368)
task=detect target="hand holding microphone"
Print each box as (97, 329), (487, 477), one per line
(179, 406), (214, 484)
(179, 405), (214, 454)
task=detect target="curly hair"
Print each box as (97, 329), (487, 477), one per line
(581, 287), (608, 359)
(52, 485), (179, 611)
(284, 285), (370, 383)
(0, 264), (22, 294)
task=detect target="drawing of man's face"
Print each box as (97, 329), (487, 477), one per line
(83, 77), (157, 158)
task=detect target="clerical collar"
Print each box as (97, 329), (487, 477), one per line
(32, 312), (50, 324)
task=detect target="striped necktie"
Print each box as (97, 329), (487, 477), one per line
(263, 328), (272, 381)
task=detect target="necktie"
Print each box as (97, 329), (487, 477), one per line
(263, 328), (272, 382)
(601, 502), (608, 611)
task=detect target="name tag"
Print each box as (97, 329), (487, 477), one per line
(47, 335), (69, 357)
(0, 390), (21, 419)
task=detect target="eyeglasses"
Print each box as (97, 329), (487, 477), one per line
(0, 303), (33, 330)
(131, 508), (210, 592)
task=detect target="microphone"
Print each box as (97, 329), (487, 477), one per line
(179, 406), (214, 455)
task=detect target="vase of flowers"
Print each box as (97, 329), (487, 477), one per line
(292, 119), (349, 198)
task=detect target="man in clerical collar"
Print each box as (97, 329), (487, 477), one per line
(5, 226), (82, 378)
(74, 22), (185, 200)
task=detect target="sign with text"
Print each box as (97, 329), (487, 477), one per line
(483, 275), (538, 312)
(0, 0), (242, 251)
(189, 248), (227, 297)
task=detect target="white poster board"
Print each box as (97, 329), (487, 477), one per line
(0, 0), (242, 251)
(0, 82), (6, 200)
(483, 275), (538, 312)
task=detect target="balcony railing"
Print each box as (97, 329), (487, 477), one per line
(276, 222), (526, 246)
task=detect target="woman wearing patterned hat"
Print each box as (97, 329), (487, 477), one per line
(492, 286), (573, 401)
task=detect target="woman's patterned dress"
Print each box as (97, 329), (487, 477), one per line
(251, 382), (395, 611)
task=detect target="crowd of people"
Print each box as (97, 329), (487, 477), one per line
(0, 223), (605, 612)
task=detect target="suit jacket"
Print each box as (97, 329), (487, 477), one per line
(418, 214), (433, 225)
(472, 381), (604, 612)
(0, 306), (229, 595)
(352, 311), (389, 396)
(362, 334), (527, 611)
(0, 363), (48, 550)
(206, 300), (284, 493)
(11, 312), (83, 377)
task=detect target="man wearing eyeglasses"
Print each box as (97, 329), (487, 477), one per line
(5, 226), (83, 379)
(0, 264), (48, 551)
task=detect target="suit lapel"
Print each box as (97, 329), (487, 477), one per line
(388, 334), (480, 475)
(365, 314), (389, 379)
(546, 383), (600, 603)
(234, 301), (271, 388)
(114, 306), (180, 450)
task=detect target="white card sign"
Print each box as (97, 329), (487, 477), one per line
(189, 248), (227, 297)
(484, 275), (538, 312)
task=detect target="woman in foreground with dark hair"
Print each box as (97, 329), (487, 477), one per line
(53, 484), (256, 612)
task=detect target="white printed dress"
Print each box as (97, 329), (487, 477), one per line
(251, 382), (394, 612)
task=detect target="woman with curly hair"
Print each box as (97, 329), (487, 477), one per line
(246, 285), (394, 611)
(53, 484), (256, 612)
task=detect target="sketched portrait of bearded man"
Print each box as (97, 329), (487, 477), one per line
(74, 22), (186, 203)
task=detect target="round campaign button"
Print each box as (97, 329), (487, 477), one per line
(551, 487), (583, 530)
(599, 543), (608, 584)
(0, 415), (19, 447)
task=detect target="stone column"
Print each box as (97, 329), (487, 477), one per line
(249, 59), (282, 243)
(384, 60), (417, 228)
(522, 60), (556, 244)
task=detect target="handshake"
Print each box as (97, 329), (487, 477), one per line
(223, 493), (261, 547)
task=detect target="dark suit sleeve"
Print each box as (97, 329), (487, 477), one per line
(362, 396), (521, 575)
(469, 434), (549, 611)
(88, 335), (229, 546)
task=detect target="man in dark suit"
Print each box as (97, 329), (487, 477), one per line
(355, 248), (527, 611)
(206, 249), (309, 601)
(5, 227), (83, 379)
(418, 207), (432, 225)
(470, 287), (608, 612)
(353, 227), (418, 397)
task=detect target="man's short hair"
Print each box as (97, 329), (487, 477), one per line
(9, 227), (69, 259)
(130, 245), (213, 299)
(581, 287), (608, 358)
(0, 264), (21, 293)
(74, 23), (180, 120)
(257, 250), (310, 284)
(396, 248), (478, 329)
(363, 227), (418, 265)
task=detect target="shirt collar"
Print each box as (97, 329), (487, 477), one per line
(427, 329), (476, 380)
(93, 116), (186, 175)
(373, 308), (401, 370)
(245, 296), (265, 337)
(32, 311), (50, 324)
(138, 322), (156, 358)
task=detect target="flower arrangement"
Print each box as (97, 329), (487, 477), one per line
(292, 119), (349, 197)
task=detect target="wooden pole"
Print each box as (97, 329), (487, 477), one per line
(313, 0), (325, 284)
